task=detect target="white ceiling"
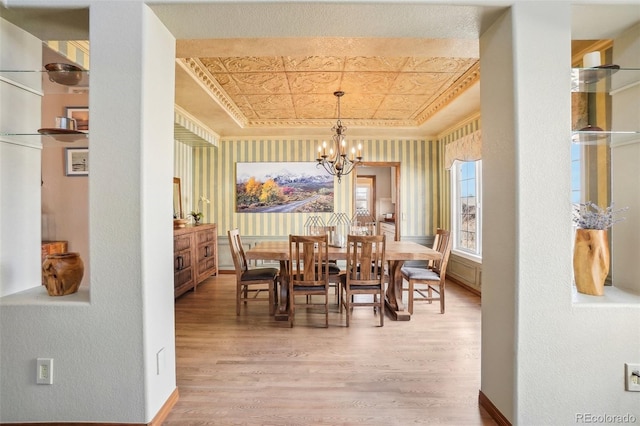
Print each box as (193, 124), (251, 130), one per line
(2, 1), (639, 140)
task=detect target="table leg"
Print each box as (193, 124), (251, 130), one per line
(384, 260), (411, 321)
(275, 260), (289, 321)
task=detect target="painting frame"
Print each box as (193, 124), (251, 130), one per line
(65, 147), (89, 176)
(65, 106), (89, 132)
(236, 161), (334, 213)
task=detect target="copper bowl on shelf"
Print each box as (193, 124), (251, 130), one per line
(45, 63), (83, 86)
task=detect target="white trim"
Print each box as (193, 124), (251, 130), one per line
(0, 135), (43, 150)
(452, 249), (482, 264)
(609, 79), (640, 96)
(0, 75), (44, 97)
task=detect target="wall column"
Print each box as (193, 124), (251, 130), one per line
(480, 3), (573, 423)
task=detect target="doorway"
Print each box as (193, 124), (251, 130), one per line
(354, 162), (400, 240)
(355, 175), (376, 217)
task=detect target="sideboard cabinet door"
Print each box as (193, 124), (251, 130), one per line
(174, 223), (218, 298)
(195, 224), (218, 285)
(173, 232), (194, 298)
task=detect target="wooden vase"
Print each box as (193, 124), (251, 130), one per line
(573, 229), (609, 296)
(42, 252), (84, 296)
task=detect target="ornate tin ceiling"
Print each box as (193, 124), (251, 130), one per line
(178, 54), (479, 131)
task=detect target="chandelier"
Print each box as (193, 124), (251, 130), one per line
(316, 91), (362, 183)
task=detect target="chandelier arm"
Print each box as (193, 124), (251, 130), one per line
(317, 160), (336, 176)
(341, 159), (355, 176)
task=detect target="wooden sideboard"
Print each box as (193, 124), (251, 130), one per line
(173, 223), (218, 298)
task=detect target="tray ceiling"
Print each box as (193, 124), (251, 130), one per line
(179, 55), (479, 127)
(175, 37), (482, 138)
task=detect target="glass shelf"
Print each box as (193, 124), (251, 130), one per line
(1, 68), (89, 142)
(571, 130), (639, 146)
(0, 69), (90, 94)
(571, 66), (639, 146)
(571, 66), (640, 93)
(0, 131), (88, 143)
(0, 69), (90, 80)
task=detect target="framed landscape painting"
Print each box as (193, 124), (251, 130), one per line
(65, 147), (88, 176)
(65, 106), (89, 131)
(236, 162), (334, 213)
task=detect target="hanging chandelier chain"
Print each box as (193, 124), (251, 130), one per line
(335, 90), (344, 127)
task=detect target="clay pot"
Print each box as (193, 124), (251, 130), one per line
(42, 252), (84, 296)
(573, 229), (609, 296)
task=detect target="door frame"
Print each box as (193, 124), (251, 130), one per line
(354, 162), (401, 241)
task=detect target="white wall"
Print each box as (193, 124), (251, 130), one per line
(0, 3), (177, 422)
(137, 5), (178, 420)
(479, 8), (517, 422)
(0, 17), (43, 297)
(481, 4), (640, 424)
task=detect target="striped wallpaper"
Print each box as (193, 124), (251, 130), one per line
(175, 117), (482, 240)
(44, 41), (90, 69)
(174, 141), (193, 218)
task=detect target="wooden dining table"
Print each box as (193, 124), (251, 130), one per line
(245, 240), (441, 321)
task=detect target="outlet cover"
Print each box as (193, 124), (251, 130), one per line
(625, 363), (640, 392)
(36, 358), (53, 385)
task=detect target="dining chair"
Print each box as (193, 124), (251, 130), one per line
(306, 225), (341, 305)
(288, 234), (331, 327)
(400, 228), (452, 314)
(227, 229), (279, 316)
(340, 234), (387, 327)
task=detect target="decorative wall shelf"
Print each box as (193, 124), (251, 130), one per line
(0, 69), (90, 90)
(571, 130), (640, 146)
(571, 66), (639, 93)
(571, 66), (639, 146)
(0, 131), (88, 143)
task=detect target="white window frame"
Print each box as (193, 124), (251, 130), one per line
(451, 160), (482, 262)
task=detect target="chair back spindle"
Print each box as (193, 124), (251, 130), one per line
(288, 234), (330, 327)
(341, 234), (386, 326)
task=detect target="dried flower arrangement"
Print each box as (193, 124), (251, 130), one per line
(572, 201), (628, 230)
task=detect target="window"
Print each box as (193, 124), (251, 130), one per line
(571, 144), (582, 204)
(451, 160), (482, 259)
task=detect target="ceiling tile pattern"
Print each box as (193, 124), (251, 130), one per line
(182, 55), (479, 129)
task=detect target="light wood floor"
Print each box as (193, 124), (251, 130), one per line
(165, 274), (496, 425)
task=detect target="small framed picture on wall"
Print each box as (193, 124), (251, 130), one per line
(65, 106), (89, 132)
(65, 147), (89, 176)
